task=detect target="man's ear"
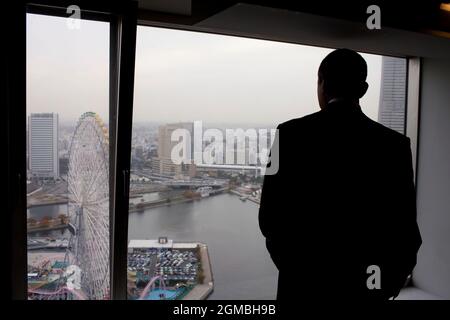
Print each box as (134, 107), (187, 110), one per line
(320, 79), (328, 94)
(359, 82), (369, 98)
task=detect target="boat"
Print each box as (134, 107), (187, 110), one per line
(239, 195), (247, 201)
(196, 187), (212, 198)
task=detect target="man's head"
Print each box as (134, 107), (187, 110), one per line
(317, 48), (369, 108)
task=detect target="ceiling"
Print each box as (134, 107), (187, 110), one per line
(137, 0), (450, 38)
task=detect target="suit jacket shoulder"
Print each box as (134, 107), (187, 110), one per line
(364, 116), (411, 149)
(279, 109), (410, 148)
(277, 110), (322, 131)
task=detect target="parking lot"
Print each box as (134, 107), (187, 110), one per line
(128, 248), (199, 283)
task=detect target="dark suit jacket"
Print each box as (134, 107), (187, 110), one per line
(259, 100), (422, 301)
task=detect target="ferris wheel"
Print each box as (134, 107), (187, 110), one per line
(67, 112), (110, 300)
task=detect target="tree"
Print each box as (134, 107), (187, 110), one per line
(40, 216), (51, 228)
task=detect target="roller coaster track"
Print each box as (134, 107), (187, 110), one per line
(138, 275), (167, 300)
(28, 286), (87, 300)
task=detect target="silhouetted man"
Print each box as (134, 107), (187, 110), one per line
(259, 48), (422, 301)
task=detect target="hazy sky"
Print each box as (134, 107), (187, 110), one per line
(27, 14), (382, 126)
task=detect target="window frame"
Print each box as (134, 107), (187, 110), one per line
(130, 18), (421, 296)
(7, 1), (421, 300)
(405, 57), (421, 183)
(7, 0), (137, 300)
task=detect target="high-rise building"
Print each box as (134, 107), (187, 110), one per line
(157, 122), (193, 159)
(378, 56), (407, 134)
(155, 122), (194, 176)
(28, 113), (59, 179)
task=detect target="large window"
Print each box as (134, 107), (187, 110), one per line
(23, 14), (407, 300)
(126, 26), (407, 300)
(26, 13), (111, 300)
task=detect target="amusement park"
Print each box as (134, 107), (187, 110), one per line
(27, 112), (111, 300)
(26, 112), (214, 300)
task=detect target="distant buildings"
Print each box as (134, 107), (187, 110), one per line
(28, 113), (59, 179)
(59, 155), (69, 176)
(378, 56), (407, 134)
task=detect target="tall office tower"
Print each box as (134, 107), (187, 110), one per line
(155, 122), (194, 176)
(378, 56), (407, 134)
(28, 113), (59, 179)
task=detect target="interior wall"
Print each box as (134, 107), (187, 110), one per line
(413, 57), (450, 299)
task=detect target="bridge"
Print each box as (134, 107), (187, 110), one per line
(27, 223), (69, 234)
(27, 238), (69, 250)
(132, 170), (228, 188)
(160, 179), (227, 188)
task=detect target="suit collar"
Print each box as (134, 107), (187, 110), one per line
(322, 98), (363, 114)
